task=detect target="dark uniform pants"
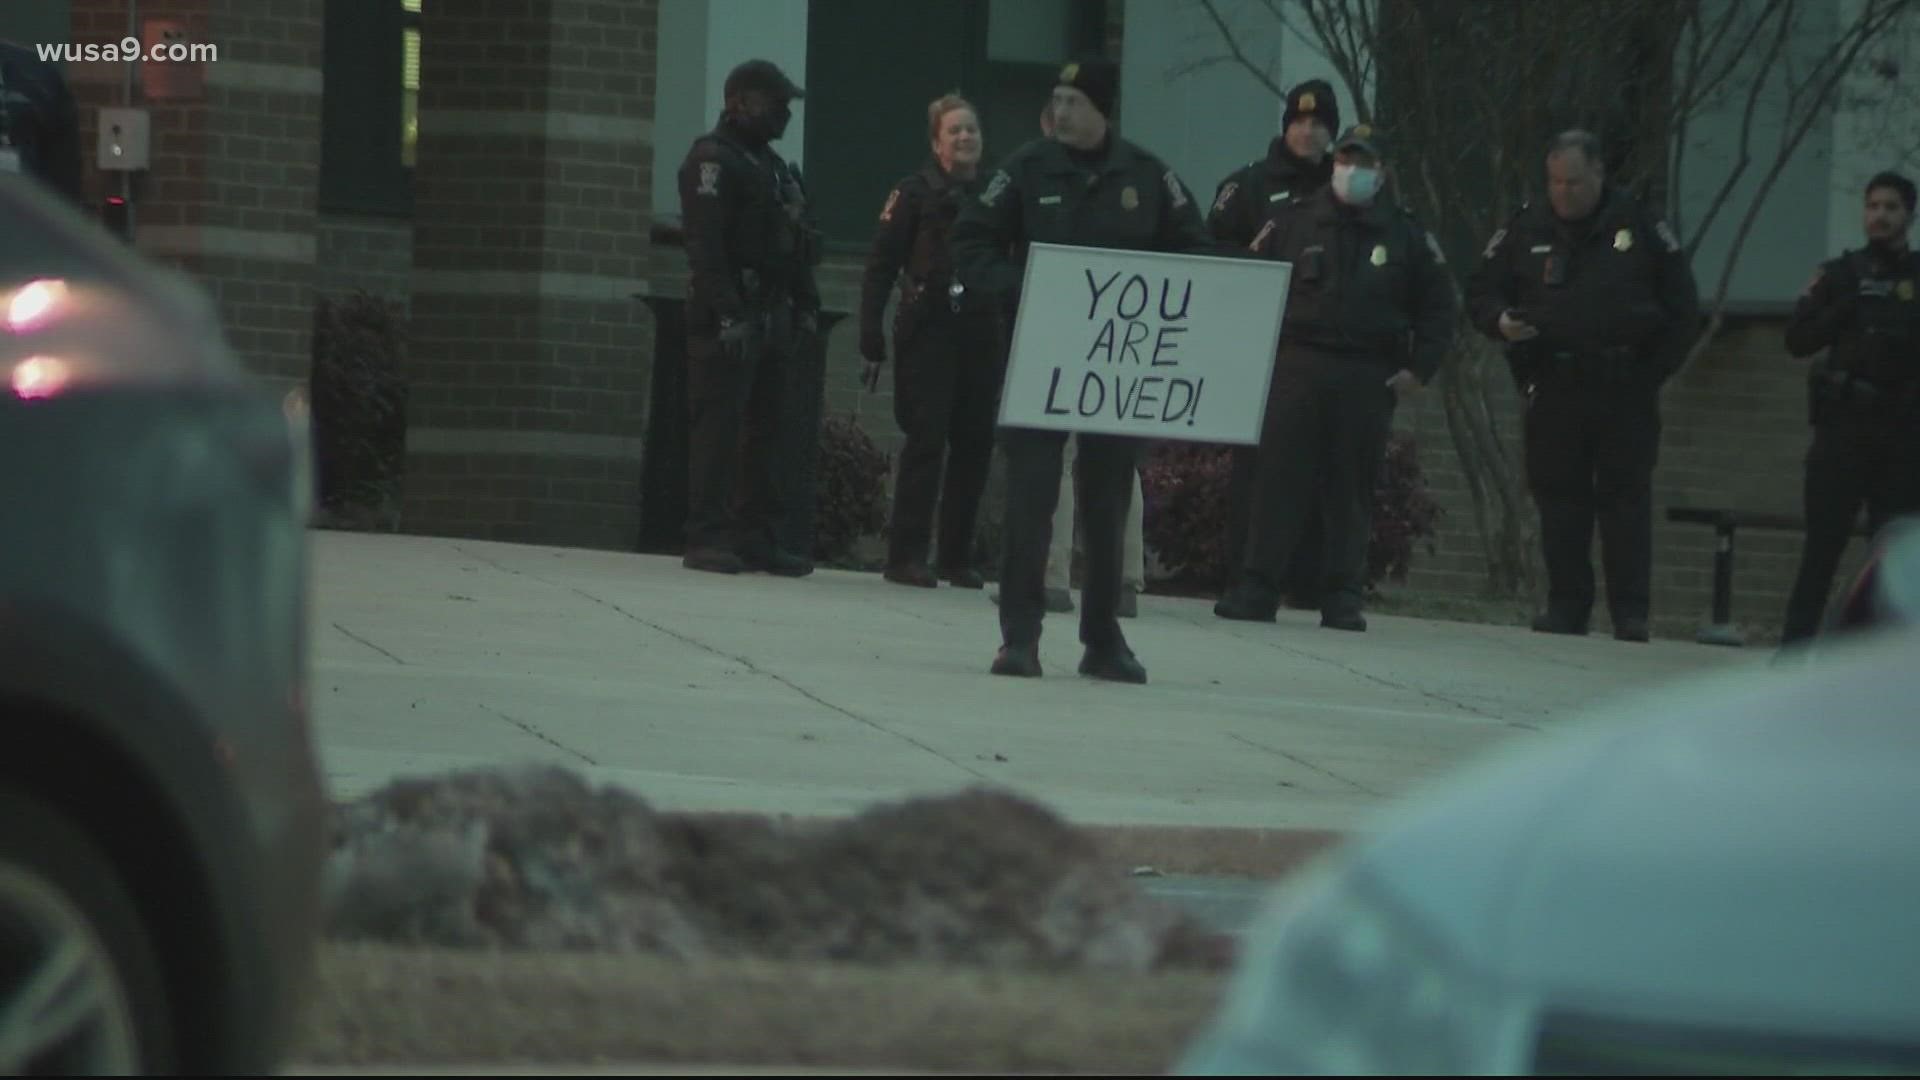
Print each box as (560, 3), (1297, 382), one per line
(1244, 346), (1398, 611)
(999, 428), (1139, 651)
(1782, 413), (1920, 642)
(888, 317), (1005, 569)
(685, 305), (795, 556)
(1522, 371), (1661, 626)
(1228, 448), (1325, 600)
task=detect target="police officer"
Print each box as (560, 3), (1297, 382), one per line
(676, 59), (824, 577)
(1213, 124), (1457, 631)
(0, 40), (83, 205)
(1778, 170), (1920, 647)
(1466, 130), (1700, 642)
(952, 57), (1216, 683)
(1209, 79), (1340, 610)
(860, 92), (1004, 590)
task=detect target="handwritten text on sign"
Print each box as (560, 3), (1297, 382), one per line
(999, 243), (1291, 445)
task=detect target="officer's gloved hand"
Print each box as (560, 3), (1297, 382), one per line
(859, 329), (886, 393)
(718, 316), (752, 360)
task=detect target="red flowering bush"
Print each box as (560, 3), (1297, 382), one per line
(813, 414), (891, 564)
(1142, 434), (1441, 594)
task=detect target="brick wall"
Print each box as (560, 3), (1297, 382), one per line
(400, 0), (655, 551)
(315, 214), (412, 306)
(68, 0), (324, 393)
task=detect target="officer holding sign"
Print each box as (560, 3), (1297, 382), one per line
(952, 57), (1216, 684)
(1213, 124), (1456, 632)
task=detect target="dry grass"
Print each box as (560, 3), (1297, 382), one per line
(294, 944), (1228, 1074)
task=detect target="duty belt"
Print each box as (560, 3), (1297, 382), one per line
(1544, 345), (1636, 364)
(738, 268), (795, 303)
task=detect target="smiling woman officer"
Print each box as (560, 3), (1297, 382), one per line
(860, 92), (1007, 592)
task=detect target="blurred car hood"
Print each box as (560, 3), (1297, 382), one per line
(1347, 624), (1920, 1039)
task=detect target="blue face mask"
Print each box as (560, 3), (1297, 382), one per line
(1333, 163), (1382, 205)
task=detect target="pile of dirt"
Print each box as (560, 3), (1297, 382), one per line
(324, 765), (1231, 973)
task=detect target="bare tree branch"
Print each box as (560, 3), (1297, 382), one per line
(1680, 0), (1919, 374)
(1195, 0), (1290, 100)
(1682, 0), (1793, 261)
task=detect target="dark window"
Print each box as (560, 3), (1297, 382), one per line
(802, 0), (1105, 252)
(318, 0), (413, 216)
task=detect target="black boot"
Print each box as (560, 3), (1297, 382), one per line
(991, 643), (1043, 678)
(1532, 612), (1589, 636)
(885, 563), (939, 588)
(1079, 644), (1147, 684)
(1320, 609), (1367, 632)
(940, 566), (986, 589)
(1612, 616), (1650, 643)
(683, 547), (745, 574)
(745, 548), (814, 577)
(1214, 577), (1280, 622)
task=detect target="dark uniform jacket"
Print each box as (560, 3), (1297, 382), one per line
(1253, 186), (1457, 382)
(950, 134), (1218, 304)
(859, 156), (998, 363)
(1786, 245), (1920, 414)
(675, 117), (823, 333)
(1466, 188), (1700, 387)
(1207, 137), (1331, 249)
(0, 41), (83, 205)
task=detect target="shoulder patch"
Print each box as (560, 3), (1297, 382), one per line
(696, 160), (721, 197)
(1653, 219), (1681, 254)
(1481, 227), (1507, 260)
(1212, 180), (1239, 215)
(981, 169), (1011, 208)
(879, 187), (902, 223)
(1164, 169), (1191, 210)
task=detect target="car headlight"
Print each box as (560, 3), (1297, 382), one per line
(1177, 859), (1533, 1075)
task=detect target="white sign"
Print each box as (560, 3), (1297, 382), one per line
(997, 242), (1292, 445)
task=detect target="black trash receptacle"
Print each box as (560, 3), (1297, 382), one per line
(778, 308), (849, 561)
(637, 220), (691, 555)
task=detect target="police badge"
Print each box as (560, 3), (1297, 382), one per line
(1121, 186), (1140, 211)
(1614, 227), (1634, 252)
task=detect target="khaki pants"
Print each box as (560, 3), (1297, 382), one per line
(1047, 435), (1145, 592)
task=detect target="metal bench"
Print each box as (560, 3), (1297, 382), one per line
(1666, 506), (1869, 647)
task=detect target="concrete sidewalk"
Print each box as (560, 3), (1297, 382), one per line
(310, 531), (1752, 833)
